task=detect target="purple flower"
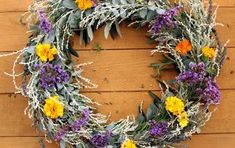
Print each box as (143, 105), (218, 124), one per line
(91, 131), (112, 148)
(149, 120), (168, 137)
(53, 109), (90, 141)
(177, 62), (205, 86)
(71, 109), (90, 131)
(189, 62), (205, 75)
(38, 63), (70, 90)
(177, 71), (200, 85)
(177, 62), (221, 105)
(33, 63), (41, 69)
(201, 78), (221, 105)
(38, 11), (52, 34)
(54, 128), (67, 142)
(151, 6), (181, 34)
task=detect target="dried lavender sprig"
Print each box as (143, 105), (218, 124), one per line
(38, 10), (52, 34)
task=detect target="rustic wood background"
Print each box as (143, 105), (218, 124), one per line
(0, 0), (234, 147)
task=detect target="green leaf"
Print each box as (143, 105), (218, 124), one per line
(136, 106), (146, 123)
(110, 24), (119, 39)
(115, 21), (122, 38)
(120, 0), (127, 4)
(26, 46), (35, 54)
(120, 8), (127, 18)
(112, 0), (120, 5)
(157, 79), (167, 90)
(60, 140), (66, 148)
(156, 8), (166, 14)
(87, 26), (94, 41)
(79, 30), (90, 45)
(104, 23), (112, 39)
(136, 113), (146, 123)
(106, 124), (115, 131)
(62, 0), (77, 9)
(68, 46), (79, 57)
(148, 91), (162, 105)
(146, 104), (158, 120)
(146, 10), (156, 22)
(139, 9), (148, 19)
(76, 144), (82, 148)
(29, 25), (40, 33)
(58, 15), (69, 29)
(68, 10), (81, 28)
(148, 5), (157, 11)
(129, 0), (135, 4)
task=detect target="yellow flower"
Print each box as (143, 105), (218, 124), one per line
(175, 39), (192, 55)
(36, 43), (57, 62)
(202, 46), (215, 58)
(121, 139), (137, 148)
(75, 0), (93, 10)
(165, 96), (185, 116)
(177, 111), (189, 128)
(43, 96), (64, 119)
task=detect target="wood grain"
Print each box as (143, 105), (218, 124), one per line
(0, 90), (234, 136)
(0, 0), (234, 147)
(182, 134), (235, 148)
(0, 48), (234, 93)
(0, 7), (234, 52)
(213, 0), (235, 6)
(0, 0), (31, 12)
(0, 137), (58, 148)
(0, 134), (234, 148)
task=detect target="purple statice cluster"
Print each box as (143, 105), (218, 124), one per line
(90, 131), (112, 148)
(177, 62), (221, 105)
(71, 109), (90, 131)
(38, 10), (52, 34)
(54, 109), (90, 141)
(200, 77), (221, 105)
(38, 63), (70, 89)
(177, 62), (205, 86)
(149, 120), (168, 137)
(151, 6), (181, 34)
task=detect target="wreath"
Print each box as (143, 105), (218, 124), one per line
(0, 0), (228, 147)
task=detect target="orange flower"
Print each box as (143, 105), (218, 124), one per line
(175, 39), (192, 55)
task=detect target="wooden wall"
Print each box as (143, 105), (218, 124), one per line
(0, 0), (234, 147)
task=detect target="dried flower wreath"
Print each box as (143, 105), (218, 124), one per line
(0, 0), (228, 147)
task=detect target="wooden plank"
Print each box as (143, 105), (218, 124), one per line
(0, 7), (234, 52)
(0, 48), (234, 93)
(0, 134), (234, 148)
(0, 49), (167, 93)
(0, 0), (234, 12)
(214, 0), (235, 6)
(0, 90), (234, 136)
(216, 7), (235, 47)
(182, 134), (235, 148)
(0, 13), (29, 51)
(0, 0), (31, 12)
(0, 137), (58, 148)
